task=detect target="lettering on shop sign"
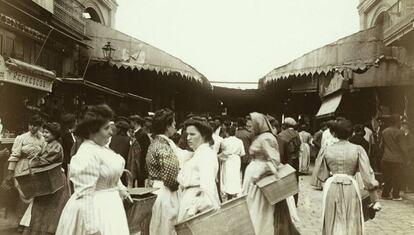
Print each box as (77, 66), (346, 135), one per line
(0, 13), (47, 42)
(0, 68), (53, 92)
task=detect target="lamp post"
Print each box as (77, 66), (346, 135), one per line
(102, 41), (115, 60)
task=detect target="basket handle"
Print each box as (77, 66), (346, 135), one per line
(28, 155), (41, 175)
(122, 169), (133, 188)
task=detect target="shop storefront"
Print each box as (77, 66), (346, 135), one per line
(0, 54), (56, 142)
(259, 27), (414, 128)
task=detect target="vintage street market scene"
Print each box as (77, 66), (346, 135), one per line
(0, 0), (414, 234)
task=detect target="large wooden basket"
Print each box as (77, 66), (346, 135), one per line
(256, 164), (298, 205)
(123, 169), (158, 235)
(14, 162), (64, 199)
(175, 195), (255, 235)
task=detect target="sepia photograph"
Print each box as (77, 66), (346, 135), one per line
(0, 0), (413, 234)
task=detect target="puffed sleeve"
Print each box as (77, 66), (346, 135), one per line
(33, 142), (64, 167)
(357, 146), (379, 202)
(311, 147), (329, 186)
(70, 147), (100, 235)
(199, 149), (219, 204)
(8, 135), (23, 170)
(157, 142), (180, 191)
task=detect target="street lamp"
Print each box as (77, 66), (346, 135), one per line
(102, 42), (115, 60)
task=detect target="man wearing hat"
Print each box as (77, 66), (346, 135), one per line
(278, 117), (301, 205)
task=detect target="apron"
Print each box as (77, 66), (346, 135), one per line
(322, 174), (364, 235)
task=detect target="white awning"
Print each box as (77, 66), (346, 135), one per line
(316, 92), (342, 118)
(0, 55), (56, 92)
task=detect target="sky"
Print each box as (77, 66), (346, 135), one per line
(116, 0), (360, 89)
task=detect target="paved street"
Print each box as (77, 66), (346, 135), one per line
(1, 167), (414, 235)
(296, 168), (414, 235)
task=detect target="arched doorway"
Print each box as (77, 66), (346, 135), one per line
(85, 7), (102, 24)
(373, 11), (388, 39)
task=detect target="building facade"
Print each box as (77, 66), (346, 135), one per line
(0, 0), (88, 135)
(83, 0), (118, 27)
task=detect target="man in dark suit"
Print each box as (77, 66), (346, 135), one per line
(109, 120), (131, 185)
(381, 115), (408, 200)
(60, 114), (76, 176)
(278, 117), (301, 205)
(129, 115), (151, 187)
(235, 117), (253, 181)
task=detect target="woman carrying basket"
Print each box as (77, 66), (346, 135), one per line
(22, 122), (70, 235)
(312, 119), (381, 235)
(242, 112), (299, 235)
(177, 116), (220, 222)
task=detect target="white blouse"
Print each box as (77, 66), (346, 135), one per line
(69, 140), (126, 234)
(177, 143), (220, 204)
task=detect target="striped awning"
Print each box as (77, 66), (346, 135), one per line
(259, 27), (407, 88)
(84, 20), (210, 88)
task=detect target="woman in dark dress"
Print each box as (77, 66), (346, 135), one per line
(25, 122), (70, 235)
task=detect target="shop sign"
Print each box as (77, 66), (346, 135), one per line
(0, 13), (47, 42)
(32, 0), (54, 13)
(0, 57), (53, 92)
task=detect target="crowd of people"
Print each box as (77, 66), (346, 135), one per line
(1, 103), (412, 235)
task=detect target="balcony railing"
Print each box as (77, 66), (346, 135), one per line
(53, 0), (86, 36)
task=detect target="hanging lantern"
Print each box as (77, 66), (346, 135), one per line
(102, 42), (115, 60)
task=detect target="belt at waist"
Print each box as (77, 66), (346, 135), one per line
(183, 185), (200, 190)
(95, 187), (118, 193)
(330, 174), (355, 185)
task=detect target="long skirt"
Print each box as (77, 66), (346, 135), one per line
(322, 174), (363, 235)
(242, 160), (275, 235)
(56, 188), (129, 235)
(149, 180), (179, 235)
(220, 155), (242, 195)
(25, 171), (70, 235)
(299, 143), (310, 174)
(311, 154), (324, 189)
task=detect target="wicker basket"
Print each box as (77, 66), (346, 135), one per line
(123, 169), (158, 235)
(256, 164), (298, 205)
(175, 195), (255, 235)
(14, 160), (64, 199)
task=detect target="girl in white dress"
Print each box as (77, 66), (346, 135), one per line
(219, 125), (245, 200)
(56, 105), (131, 235)
(177, 117), (220, 222)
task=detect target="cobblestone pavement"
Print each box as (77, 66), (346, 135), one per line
(296, 171), (414, 235)
(1, 172), (414, 235)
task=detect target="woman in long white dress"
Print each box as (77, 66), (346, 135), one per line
(146, 109), (181, 235)
(56, 105), (131, 235)
(177, 117), (220, 222)
(219, 125), (245, 200)
(243, 112), (299, 235)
